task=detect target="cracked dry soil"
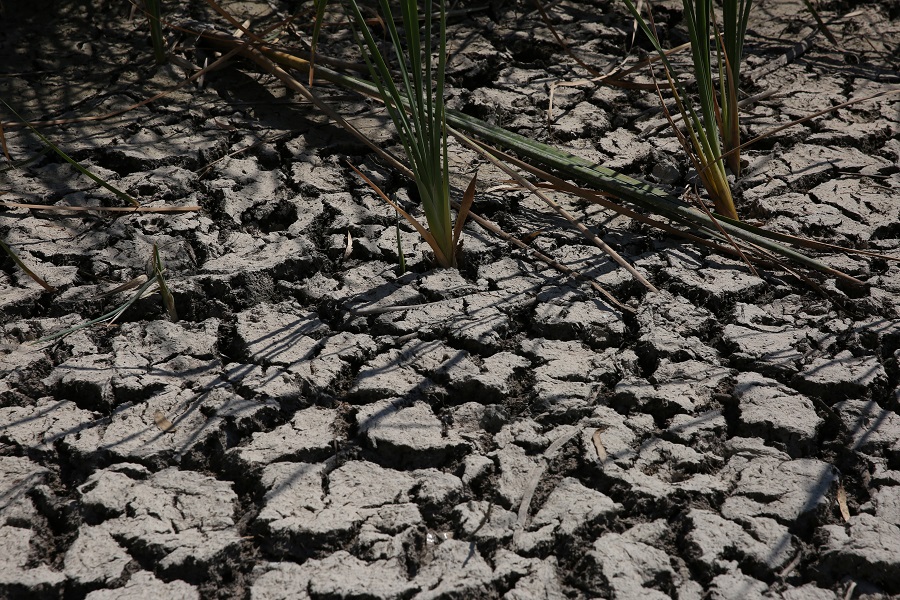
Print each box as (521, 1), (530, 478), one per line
(2, 0), (900, 598)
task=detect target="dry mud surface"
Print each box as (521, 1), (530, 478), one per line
(2, 0), (900, 598)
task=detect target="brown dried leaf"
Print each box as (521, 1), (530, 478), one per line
(837, 480), (850, 522)
(154, 410), (177, 434)
(591, 428), (607, 464)
(452, 172), (477, 249)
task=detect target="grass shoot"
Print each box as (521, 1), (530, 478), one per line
(346, 0), (469, 268)
(622, 0), (748, 220)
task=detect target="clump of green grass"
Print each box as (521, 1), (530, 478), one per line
(623, 0), (752, 220)
(346, 0), (470, 268)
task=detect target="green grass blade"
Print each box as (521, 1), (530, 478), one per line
(309, 0), (330, 84)
(153, 244), (177, 321)
(145, 0), (167, 64)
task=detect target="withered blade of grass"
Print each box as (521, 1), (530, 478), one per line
(452, 173), (477, 250)
(836, 479), (851, 522)
(719, 0), (752, 175)
(0, 117), (10, 161)
(343, 230), (353, 261)
(153, 410), (178, 433)
(95, 274), (149, 299)
(591, 429), (608, 464)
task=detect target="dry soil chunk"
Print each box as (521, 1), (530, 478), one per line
(349, 347), (438, 401)
(532, 290), (625, 349)
(63, 525), (131, 588)
(491, 444), (541, 508)
(84, 570), (199, 600)
(666, 253), (767, 310)
(818, 513), (900, 592)
(721, 457), (836, 527)
(61, 386), (248, 469)
(460, 351), (530, 402)
(453, 500), (517, 545)
(833, 399), (900, 456)
(250, 562), (312, 600)
(0, 526), (66, 599)
(521, 338), (610, 405)
(861, 486), (900, 526)
(0, 398), (97, 456)
(77, 464), (239, 579)
(635, 291), (719, 365)
(414, 539), (496, 599)
(44, 319), (220, 411)
(613, 359), (732, 416)
(684, 509), (795, 577)
(664, 410), (727, 452)
(516, 477), (621, 553)
(227, 406), (338, 469)
(722, 324), (811, 377)
(357, 400), (467, 467)
(584, 532), (675, 599)
(417, 269), (479, 300)
(201, 233), (316, 280)
(257, 461), (436, 556)
(708, 569), (769, 600)
(502, 557), (567, 600)
(734, 372), (823, 457)
(307, 552), (415, 600)
(792, 353), (887, 401)
(0, 456), (49, 525)
(234, 303), (327, 365)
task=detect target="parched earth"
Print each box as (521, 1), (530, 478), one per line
(1, 0), (900, 598)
